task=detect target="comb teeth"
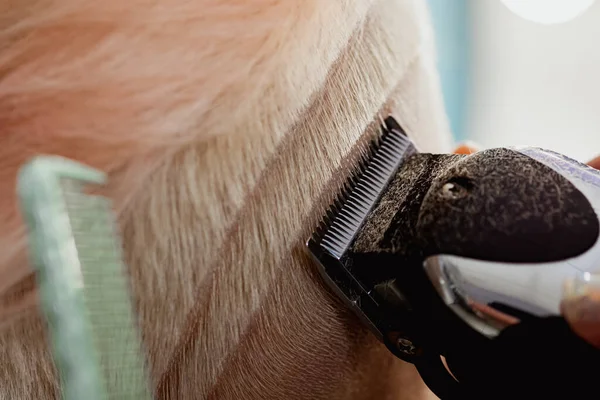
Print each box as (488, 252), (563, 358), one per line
(315, 119), (416, 259)
(61, 179), (151, 399)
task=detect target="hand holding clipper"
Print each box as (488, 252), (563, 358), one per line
(307, 117), (600, 399)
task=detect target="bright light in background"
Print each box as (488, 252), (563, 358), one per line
(501, 0), (596, 24)
(469, 1), (600, 162)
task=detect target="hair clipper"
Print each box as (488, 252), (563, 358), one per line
(307, 117), (600, 399)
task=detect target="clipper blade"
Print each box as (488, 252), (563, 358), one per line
(307, 116), (417, 338)
(310, 117), (417, 259)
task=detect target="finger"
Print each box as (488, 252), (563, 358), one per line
(588, 156), (600, 169)
(561, 291), (600, 349)
(453, 142), (480, 155)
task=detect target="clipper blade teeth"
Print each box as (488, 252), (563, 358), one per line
(311, 117), (416, 260)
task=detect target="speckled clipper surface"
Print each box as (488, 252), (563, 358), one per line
(351, 149), (598, 263)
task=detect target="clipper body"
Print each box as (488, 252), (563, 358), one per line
(307, 117), (600, 399)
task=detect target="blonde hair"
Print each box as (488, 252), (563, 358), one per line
(0, 0), (451, 398)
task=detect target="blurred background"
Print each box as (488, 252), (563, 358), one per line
(427, 0), (600, 162)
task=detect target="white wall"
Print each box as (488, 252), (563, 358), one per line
(467, 0), (600, 162)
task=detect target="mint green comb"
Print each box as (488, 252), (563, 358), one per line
(17, 156), (152, 400)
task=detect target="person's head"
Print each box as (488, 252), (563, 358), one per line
(0, 1), (450, 398)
